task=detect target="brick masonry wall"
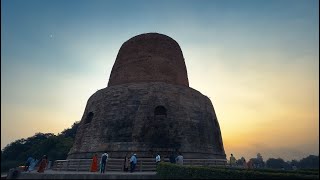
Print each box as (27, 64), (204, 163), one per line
(68, 82), (226, 160)
(108, 33), (189, 87)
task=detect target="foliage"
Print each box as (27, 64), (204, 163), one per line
(266, 158), (288, 169)
(1, 121), (79, 173)
(299, 155), (319, 169)
(58, 122), (80, 139)
(235, 157), (245, 166)
(247, 153), (265, 169)
(156, 162), (319, 179)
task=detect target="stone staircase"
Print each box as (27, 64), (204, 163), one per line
(52, 158), (160, 172)
(52, 158), (227, 172)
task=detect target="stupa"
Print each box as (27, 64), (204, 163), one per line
(68, 33), (226, 160)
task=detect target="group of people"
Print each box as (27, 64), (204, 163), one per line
(89, 152), (184, 173)
(89, 153), (109, 173)
(169, 152), (184, 165)
(155, 152), (184, 165)
(229, 153), (253, 169)
(90, 152), (138, 173)
(123, 153), (137, 173)
(24, 155), (48, 173)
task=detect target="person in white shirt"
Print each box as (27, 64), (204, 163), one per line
(155, 153), (161, 165)
(175, 153), (183, 165)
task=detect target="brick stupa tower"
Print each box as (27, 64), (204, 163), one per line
(68, 33), (226, 160)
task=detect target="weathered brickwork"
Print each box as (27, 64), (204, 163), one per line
(108, 33), (189, 87)
(68, 33), (226, 160)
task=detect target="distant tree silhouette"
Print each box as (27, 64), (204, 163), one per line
(236, 157), (244, 166)
(290, 159), (299, 167)
(249, 153), (265, 168)
(299, 155), (319, 169)
(266, 158), (288, 169)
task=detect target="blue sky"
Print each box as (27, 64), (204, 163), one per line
(1, 0), (319, 161)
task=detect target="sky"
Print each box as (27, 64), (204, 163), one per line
(1, 0), (319, 161)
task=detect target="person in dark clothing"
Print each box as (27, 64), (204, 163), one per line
(169, 152), (176, 163)
(100, 152), (108, 173)
(123, 154), (129, 172)
(130, 153), (137, 173)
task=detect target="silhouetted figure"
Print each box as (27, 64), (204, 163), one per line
(170, 152), (176, 163)
(230, 154), (236, 167)
(37, 155), (48, 173)
(123, 154), (129, 172)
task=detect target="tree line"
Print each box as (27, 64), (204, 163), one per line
(233, 152), (319, 170)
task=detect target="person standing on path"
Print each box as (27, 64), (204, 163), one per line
(169, 152), (176, 163)
(155, 153), (161, 165)
(37, 155), (48, 173)
(100, 152), (108, 173)
(24, 156), (33, 171)
(175, 153), (183, 165)
(230, 154), (236, 167)
(130, 153), (137, 173)
(28, 158), (38, 172)
(123, 154), (129, 172)
(90, 154), (98, 172)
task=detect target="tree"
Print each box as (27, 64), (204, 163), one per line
(256, 153), (265, 168)
(266, 158), (289, 169)
(236, 157), (244, 166)
(59, 121), (80, 139)
(299, 155), (319, 169)
(248, 153), (265, 168)
(1, 121), (80, 173)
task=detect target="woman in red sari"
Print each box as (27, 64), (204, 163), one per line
(90, 154), (98, 172)
(37, 155), (48, 173)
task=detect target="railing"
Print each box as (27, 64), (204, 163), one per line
(52, 158), (227, 172)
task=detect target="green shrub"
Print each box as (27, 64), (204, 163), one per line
(208, 167), (319, 175)
(1, 161), (23, 174)
(156, 162), (319, 179)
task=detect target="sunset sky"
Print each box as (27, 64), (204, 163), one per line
(1, 0), (319, 161)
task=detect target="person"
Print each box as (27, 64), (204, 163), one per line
(37, 155), (48, 173)
(28, 158), (39, 172)
(24, 156), (33, 171)
(90, 154), (98, 172)
(100, 152), (108, 173)
(175, 153), (183, 165)
(230, 154), (236, 167)
(123, 154), (129, 172)
(169, 152), (176, 163)
(155, 153), (161, 165)
(130, 153), (137, 173)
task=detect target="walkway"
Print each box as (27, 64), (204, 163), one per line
(17, 170), (158, 179)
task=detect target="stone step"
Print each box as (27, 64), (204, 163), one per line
(52, 158), (227, 172)
(17, 171), (158, 179)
